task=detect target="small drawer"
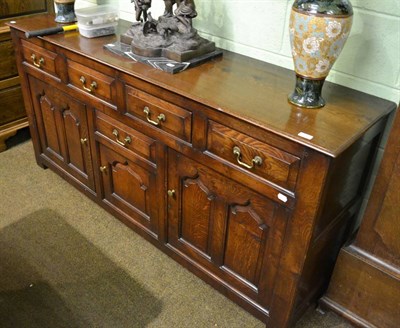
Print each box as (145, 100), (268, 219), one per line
(21, 39), (58, 77)
(207, 121), (300, 191)
(126, 85), (192, 143)
(95, 110), (156, 163)
(68, 60), (115, 103)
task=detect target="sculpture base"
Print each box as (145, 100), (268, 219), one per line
(121, 22), (217, 62)
(288, 75), (326, 109)
(132, 41), (216, 63)
(104, 41), (222, 74)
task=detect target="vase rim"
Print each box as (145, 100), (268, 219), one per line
(54, 0), (75, 4)
(293, 0), (353, 16)
(292, 7), (353, 18)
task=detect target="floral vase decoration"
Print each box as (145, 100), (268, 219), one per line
(288, 0), (353, 108)
(54, 0), (76, 23)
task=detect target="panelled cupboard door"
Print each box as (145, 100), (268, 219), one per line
(98, 143), (158, 236)
(167, 149), (289, 312)
(28, 75), (95, 191)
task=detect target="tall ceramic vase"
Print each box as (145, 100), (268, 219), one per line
(288, 0), (353, 108)
(54, 0), (76, 23)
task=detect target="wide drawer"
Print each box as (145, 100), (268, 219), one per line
(21, 39), (58, 78)
(0, 35), (18, 80)
(95, 110), (156, 164)
(125, 85), (192, 143)
(206, 121), (300, 191)
(67, 59), (115, 104)
(0, 86), (25, 125)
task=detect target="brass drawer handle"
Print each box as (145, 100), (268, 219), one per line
(143, 106), (166, 126)
(79, 76), (97, 93)
(80, 138), (88, 145)
(99, 165), (107, 173)
(31, 54), (44, 68)
(233, 146), (263, 169)
(112, 128), (131, 147)
(167, 189), (176, 197)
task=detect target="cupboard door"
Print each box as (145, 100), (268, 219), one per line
(28, 75), (95, 191)
(98, 143), (158, 237)
(167, 149), (289, 311)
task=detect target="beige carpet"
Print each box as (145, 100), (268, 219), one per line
(0, 138), (353, 328)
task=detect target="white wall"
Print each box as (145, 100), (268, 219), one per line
(75, 0), (98, 9)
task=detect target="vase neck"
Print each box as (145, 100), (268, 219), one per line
(293, 0), (353, 16)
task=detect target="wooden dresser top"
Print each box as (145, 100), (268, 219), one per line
(8, 14), (396, 157)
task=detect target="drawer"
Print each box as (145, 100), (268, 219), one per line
(21, 39), (58, 77)
(68, 60), (115, 104)
(207, 121), (300, 191)
(125, 85), (192, 143)
(95, 110), (156, 163)
(0, 85), (25, 125)
(0, 36), (18, 80)
(2, 1), (48, 17)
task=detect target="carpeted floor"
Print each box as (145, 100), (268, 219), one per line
(0, 135), (353, 328)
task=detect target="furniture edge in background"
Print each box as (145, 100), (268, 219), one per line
(320, 106), (400, 328)
(0, 0), (54, 152)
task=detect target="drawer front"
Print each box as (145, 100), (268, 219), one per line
(0, 0), (49, 17)
(207, 121), (300, 191)
(125, 85), (192, 143)
(21, 39), (58, 77)
(68, 60), (115, 103)
(95, 110), (156, 163)
(0, 35), (18, 80)
(0, 86), (25, 125)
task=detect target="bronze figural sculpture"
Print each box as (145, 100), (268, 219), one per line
(131, 0), (152, 22)
(164, 0), (181, 17)
(121, 0), (216, 62)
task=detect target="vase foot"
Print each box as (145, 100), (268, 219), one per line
(288, 75), (326, 109)
(288, 93), (325, 109)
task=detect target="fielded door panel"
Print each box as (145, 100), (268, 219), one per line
(97, 143), (159, 236)
(28, 75), (95, 191)
(166, 149), (289, 311)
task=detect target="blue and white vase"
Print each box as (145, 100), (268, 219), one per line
(288, 0), (353, 108)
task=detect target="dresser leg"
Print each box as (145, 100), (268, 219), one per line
(0, 130), (17, 152)
(0, 118), (30, 152)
